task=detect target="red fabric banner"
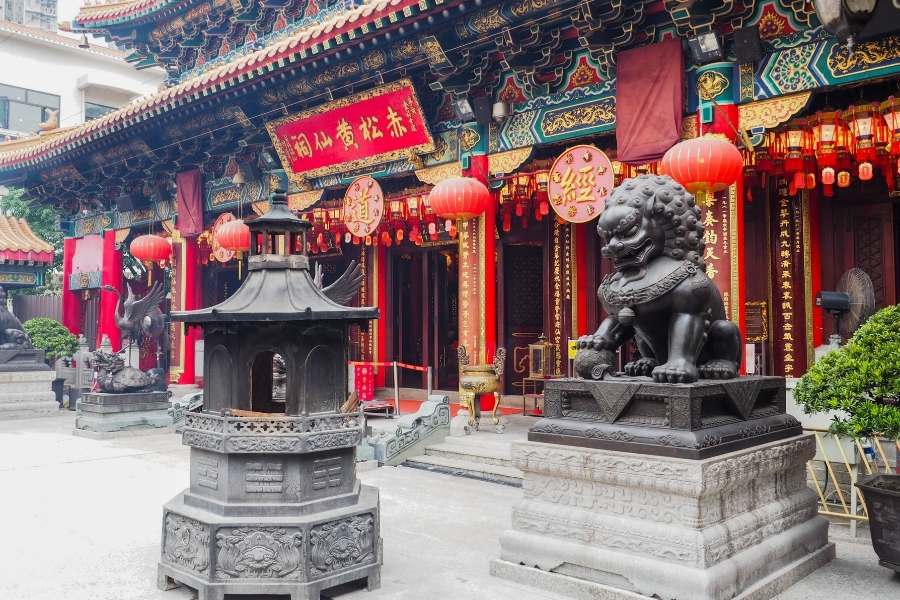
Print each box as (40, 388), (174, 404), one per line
(267, 80), (434, 179)
(615, 38), (684, 164)
(98, 230), (122, 351)
(176, 169), (203, 237)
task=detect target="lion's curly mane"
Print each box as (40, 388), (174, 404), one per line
(602, 174), (706, 270)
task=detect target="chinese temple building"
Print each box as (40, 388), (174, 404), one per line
(0, 0), (899, 391)
(0, 215), (54, 290)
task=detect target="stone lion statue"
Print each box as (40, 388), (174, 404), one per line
(575, 174), (741, 383)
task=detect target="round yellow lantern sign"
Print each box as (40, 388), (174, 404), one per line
(343, 176), (384, 238)
(548, 144), (614, 223)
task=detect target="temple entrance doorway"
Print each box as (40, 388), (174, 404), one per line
(502, 243), (544, 395)
(820, 183), (898, 339)
(391, 247), (459, 391)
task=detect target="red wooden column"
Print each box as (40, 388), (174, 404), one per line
(97, 230), (122, 351)
(174, 168), (205, 385)
(61, 237), (82, 335)
(458, 122), (497, 408)
(177, 237), (202, 384)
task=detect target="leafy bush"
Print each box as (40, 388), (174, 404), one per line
(22, 318), (77, 362)
(794, 304), (900, 440)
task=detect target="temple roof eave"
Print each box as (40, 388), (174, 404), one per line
(0, 0), (423, 175)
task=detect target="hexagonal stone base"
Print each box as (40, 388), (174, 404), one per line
(158, 484), (381, 600)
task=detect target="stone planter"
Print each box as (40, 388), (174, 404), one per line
(856, 474), (900, 573)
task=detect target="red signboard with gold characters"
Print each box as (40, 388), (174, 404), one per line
(548, 144), (614, 223)
(343, 176), (384, 238)
(266, 79), (434, 180)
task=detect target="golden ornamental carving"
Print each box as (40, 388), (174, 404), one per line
(738, 92), (811, 130)
(419, 37), (446, 64)
(511, 0), (551, 17)
(362, 50), (386, 71)
(460, 128), (481, 152)
(681, 115), (699, 139)
(470, 7), (506, 33)
(697, 71), (729, 101)
(391, 39), (419, 61)
(488, 147), (533, 175)
(288, 189), (324, 212)
(827, 35), (900, 75)
(415, 163), (461, 185)
(541, 103), (614, 136)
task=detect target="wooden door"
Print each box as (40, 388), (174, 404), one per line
(431, 250), (459, 390)
(503, 244), (544, 394)
(821, 198), (897, 338)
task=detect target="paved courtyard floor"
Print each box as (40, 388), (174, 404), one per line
(1, 412), (897, 600)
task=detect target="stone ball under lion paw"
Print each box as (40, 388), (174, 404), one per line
(574, 348), (615, 380)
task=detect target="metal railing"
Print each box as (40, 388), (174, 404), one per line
(804, 427), (899, 536)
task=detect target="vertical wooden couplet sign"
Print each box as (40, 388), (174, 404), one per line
(770, 179), (809, 377)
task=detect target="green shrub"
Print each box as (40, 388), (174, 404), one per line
(22, 318), (77, 362)
(794, 304), (900, 440)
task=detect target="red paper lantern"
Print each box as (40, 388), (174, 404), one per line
(427, 176), (492, 219)
(859, 161), (874, 181)
(215, 219), (250, 254)
(130, 234), (171, 265)
(837, 171), (852, 188)
(660, 134), (743, 207)
(821, 167), (835, 185)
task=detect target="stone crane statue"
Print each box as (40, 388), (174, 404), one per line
(0, 285), (31, 349)
(574, 174), (741, 383)
(313, 259), (364, 305)
(103, 282), (167, 350)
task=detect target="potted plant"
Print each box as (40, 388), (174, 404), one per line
(23, 318), (78, 407)
(794, 304), (900, 573)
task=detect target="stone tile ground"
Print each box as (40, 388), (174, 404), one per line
(0, 412), (897, 599)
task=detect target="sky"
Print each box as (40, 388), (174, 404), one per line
(56, 0), (81, 24)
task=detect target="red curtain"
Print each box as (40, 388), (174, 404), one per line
(176, 169), (203, 237)
(615, 38), (684, 164)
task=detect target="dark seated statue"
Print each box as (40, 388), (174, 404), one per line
(91, 350), (163, 393)
(575, 174), (741, 383)
(0, 285), (32, 350)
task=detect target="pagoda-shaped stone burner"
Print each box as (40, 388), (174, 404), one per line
(158, 180), (381, 600)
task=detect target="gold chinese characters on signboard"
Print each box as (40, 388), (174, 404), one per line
(343, 176), (383, 238)
(548, 144), (614, 223)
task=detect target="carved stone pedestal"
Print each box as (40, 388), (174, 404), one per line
(0, 350), (57, 419)
(491, 436), (834, 600)
(75, 391), (171, 435)
(159, 410), (381, 600)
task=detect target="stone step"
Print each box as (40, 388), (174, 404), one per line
(403, 454), (523, 487)
(424, 441), (513, 468)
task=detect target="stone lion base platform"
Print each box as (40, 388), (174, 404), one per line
(492, 436), (833, 600)
(0, 369), (58, 419)
(75, 391), (171, 434)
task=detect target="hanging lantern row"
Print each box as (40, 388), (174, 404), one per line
(747, 99), (900, 197)
(302, 193), (459, 253)
(496, 171), (551, 232)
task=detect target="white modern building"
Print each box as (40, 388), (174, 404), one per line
(0, 19), (165, 142)
(1, 0), (58, 32)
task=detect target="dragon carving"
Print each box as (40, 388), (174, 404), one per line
(575, 174), (741, 383)
(104, 282), (167, 350)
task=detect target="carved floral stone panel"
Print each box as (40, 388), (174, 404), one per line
(309, 514), (376, 577)
(215, 527), (304, 579)
(163, 513), (210, 575)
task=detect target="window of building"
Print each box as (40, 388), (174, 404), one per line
(84, 101), (116, 121)
(0, 84), (59, 134)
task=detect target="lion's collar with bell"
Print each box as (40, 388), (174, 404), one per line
(600, 260), (699, 325)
